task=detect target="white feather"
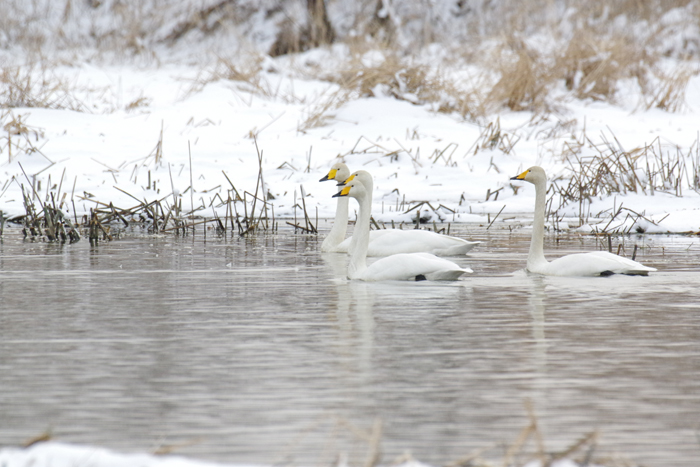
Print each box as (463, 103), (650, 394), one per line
(337, 177), (471, 282)
(511, 166), (656, 277)
(320, 164), (480, 256)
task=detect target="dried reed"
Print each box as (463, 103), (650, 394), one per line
(551, 128), (700, 231)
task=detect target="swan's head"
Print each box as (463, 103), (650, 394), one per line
(343, 170), (373, 191)
(510, 166), (546, 185)
(332, 178), (367, 200)
(320, 162), (350, 184)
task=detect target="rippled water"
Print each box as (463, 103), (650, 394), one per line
(1, 222), (699, 467)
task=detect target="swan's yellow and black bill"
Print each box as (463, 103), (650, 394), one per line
(319, 168), (337, 182)
(510, 169), (529, 181)
(343, 174), (356, 185)
(332, 185), (352, 198)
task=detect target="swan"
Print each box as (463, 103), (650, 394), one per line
(333, 177), (472, 281)
(319, 162), (351, 252)
(320, 164), (480, 256)
(510, 166), (656, 276)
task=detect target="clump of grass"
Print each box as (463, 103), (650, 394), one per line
(18, 182), (80, 244)
(6, 138), (281, 242)
(549, 128), (700, 230)
(1, 109), (45, 162)
(485, 37), (554, 113)
(642, 66), (696, 112)
(0, 64), (86, 111)
(185, 56), (265, 96)
(285, 402), (633, 467)
(467, 117), (520, 156)
(333, 52), (429, 100)
(328, 49), (484, 120)
(556, 30), (648, 102)
(0, 210), (7, 237)
(297, 88), (351, 133)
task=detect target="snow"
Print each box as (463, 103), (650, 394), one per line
(0, 442), (258, 467)
(3, 59), (699, 234)
(0, 442), (607, 467)
(0, 442), (603, 467)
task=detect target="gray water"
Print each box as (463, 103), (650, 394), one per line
(1, 222), (699, 467)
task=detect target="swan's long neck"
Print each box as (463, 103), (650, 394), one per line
(348, 176), (373, 256)
(321, 191), (349, 251)
(528, 177), (549, 270)
(348, 190), (371, 279)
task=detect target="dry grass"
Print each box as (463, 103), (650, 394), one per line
(468, 117), (520, 156)
(0, 64), (87, 111)
(2, 1), (697, 123)
(314, 8), (697, 122)
(185, 56), (265, 97)
(333, 52), (430, 99)
(485, 38), (554, 113)
(482, 18), (698, 113)
(642, 65), (697, 112)
(1, 109), (46, 163)
(297, 88), (351, 133)
(548, 127), (700, 230)
(556, 30), (650, 102)
(327, 48), (485, 120)
(268, 401), (637, 467)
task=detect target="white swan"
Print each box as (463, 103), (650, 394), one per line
(511, 166), (656, 276)
(320, 164), (480, 256)
(319, 162), (351, 252)
(333, 177), (472, 281)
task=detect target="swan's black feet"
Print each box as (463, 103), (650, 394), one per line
(415, 274), (427, 281)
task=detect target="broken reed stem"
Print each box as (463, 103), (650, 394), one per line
(22, 431), (52, 448)
(222, 170), (242, 201)
(444, 446), (493, 467)
(250, 136), (263, 231)
(188, 141), (194, 235)
(487, 204), (506, 230)
(525, 399), (546, 464)
(18, 162), (45, 211)
(284, 220), (316, 233)
(501, 422), (534, 467)
(162, 218), (210, 232)
(299, 184), (316, 233)
(551, 430), (599, 463)
(363, 418), (383, 467)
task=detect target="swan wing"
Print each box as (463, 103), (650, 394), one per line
(357, 252), (472, 281)
(334, 236), (351, 253)
(540, 251), (656, 276)
(323, 240), (348, 253)
(337, 229), (479, 256)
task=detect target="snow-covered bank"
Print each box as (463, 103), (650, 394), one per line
(0, 442), (244, 467)
(0, 441), (601, 467)
(2, 59), (700, 234)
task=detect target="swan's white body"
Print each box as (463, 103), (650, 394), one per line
(335, 178), (471, 281)
(511, 166), (656, 277)
(320, 164), (480, 256)
(335, 228), (479, 256)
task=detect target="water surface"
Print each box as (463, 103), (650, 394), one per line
(1, 223), (699, 466)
